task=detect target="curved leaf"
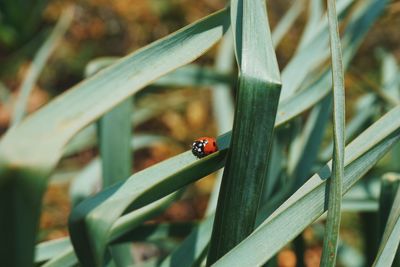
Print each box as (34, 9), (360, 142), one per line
(0, 8), (229, 266)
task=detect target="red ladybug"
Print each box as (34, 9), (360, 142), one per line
(191, 137), (218, 158)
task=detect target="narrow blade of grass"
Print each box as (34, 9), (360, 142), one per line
(272, 0), (305, 47)
(98, 98), (133, 187)
(373, 183), (400, 267)
(207, 0), (281, 264)
(379, 50), (399, 100)
(11, 7), (73, 126)
(97, 88), (133, 265)
(207, 29), (235, 216)
(298, 0), (324, 49)
(379, 173), (400, 236)
(288, 94), (332, 190)
(320, 94), (377, 161)
(279, 0), (353, 101)
(320, 0), (346, 265)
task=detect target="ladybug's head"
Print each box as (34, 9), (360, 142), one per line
(192, 140), (207, 158)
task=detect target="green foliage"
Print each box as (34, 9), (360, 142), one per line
(207, 0), (281, 264)
(0, 0), (398, 266)
(320, 0), (346, 265)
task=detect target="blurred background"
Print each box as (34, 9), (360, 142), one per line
(0, 1), (399, 266)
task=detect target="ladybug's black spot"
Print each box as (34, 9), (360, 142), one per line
(213, 141), (216, 147)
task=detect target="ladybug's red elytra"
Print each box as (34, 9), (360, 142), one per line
(191, 137), (218, 158)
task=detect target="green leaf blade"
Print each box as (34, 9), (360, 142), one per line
(207, 0), (281, 264)
(320, 0), (346, 265)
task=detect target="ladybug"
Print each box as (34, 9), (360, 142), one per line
(191, 137), (218, 158)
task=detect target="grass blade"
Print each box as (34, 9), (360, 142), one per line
(288, 94), (332, 190)
(207, 0), (281, 263)
(279, 0), (353, 101)
(373, 183), (400, 267)
(272, 0), (305, 47)
(98, 98), (133, 187)
(379, 173), (400, 236)
(320, 0), (346, 265)
(298, 0), (324, 49)
(11, 7), (73, 126)
(97, 76), (133, 264)
(380, 50), (399, 100)
(207, 29), (235, 216)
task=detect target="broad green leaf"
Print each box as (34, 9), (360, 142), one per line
(154, 64), (234, 88)
(213, 105), (400, 267)
(207, 0), (281, 263)
(86, 58), (234, 89)
(320, 0), (346, 265)
(0, 8), (229, 266)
